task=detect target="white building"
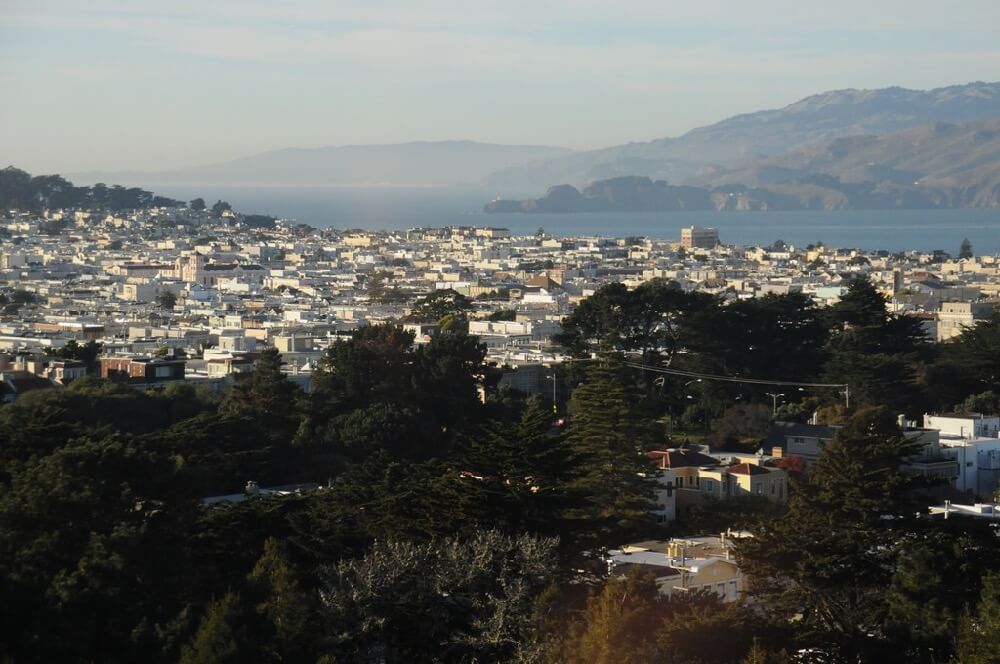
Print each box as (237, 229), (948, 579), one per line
(924, 413), (1000, 440)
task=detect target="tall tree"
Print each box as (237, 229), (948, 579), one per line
(559, 568), (663, 664)
(737, 407), (924, 661)
(955, 572), (1000, 664)
(221, 348), (302, 444)
(823, 277), (929, 412)
(558, 359), (658, 560)
(959, 237), (974, 259)
(555, 279), (710, 364)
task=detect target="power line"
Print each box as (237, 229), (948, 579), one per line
(623, 362), (848, 390)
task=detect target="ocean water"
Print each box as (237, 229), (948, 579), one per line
(154, 185), (1000, 253)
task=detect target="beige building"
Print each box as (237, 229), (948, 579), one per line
(680, 226), (720, 249)
(937, 301), (995, 341)
(608, 533), (750, 602)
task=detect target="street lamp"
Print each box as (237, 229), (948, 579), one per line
(766, 392), (785, 416)
(546, 371), (557, 413)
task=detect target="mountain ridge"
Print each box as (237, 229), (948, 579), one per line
(483, 81), (1000, 189)
(484, 118), (1000, 213)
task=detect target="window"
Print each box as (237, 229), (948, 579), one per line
(717, 583), (726, 597)
(770, 482), (775, 495)
(154, 365), (173, 378)
(755, 483), (763, 495)
(704, 479), (713, 492)
(729, 580), (738, 599)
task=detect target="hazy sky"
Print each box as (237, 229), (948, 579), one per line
(2, 0), (999, 173)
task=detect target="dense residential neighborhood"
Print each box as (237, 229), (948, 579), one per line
(5, 199), (1000, 662)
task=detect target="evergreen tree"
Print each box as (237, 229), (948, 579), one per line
(955, 572), (1000, 663)
(823, 277), (929, 412)
(559, 568), (663, 664)
(220, 348), (302, 444)
(180, 593), (248, 664)
(959, 237), (974, 259)
(737, 407), (923, 661)
(459, 396), (563, 532)
(247, 538), (314, 660)
(559, 359), (658, 561)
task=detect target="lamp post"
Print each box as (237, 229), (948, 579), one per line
(546, 370), (557, 413)
(766, 392), (785, 417)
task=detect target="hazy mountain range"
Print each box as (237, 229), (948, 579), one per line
(485, 81), (1000, 189)
(486, 118), (1000, 212)
(68, 141), (572, 188)
(67, 81), (1000, 207)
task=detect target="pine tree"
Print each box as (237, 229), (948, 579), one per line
(460, 396), (562, 532)
(560, 569), (662, 664)
(220, 348), (302, 445)
(955, 572), (1000, 664)
(736, 407), (923, 661)
(959, 237), (974, 259)
(559, 359), (657, 560)
(248, 538), (313, 659)
(180, 593), (247, 664)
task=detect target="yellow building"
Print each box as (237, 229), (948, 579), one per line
(648, 449), (788, 523)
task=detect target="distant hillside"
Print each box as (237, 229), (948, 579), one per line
(485, 120), (1000, 214)
(70, 141), (573, 188)
(484, 81), (1000, 189)
(690, 118), (1000, 192)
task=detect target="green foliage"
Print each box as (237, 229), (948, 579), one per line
(318, 530), (557, 662)
(156, 289), (178, 309)
(959, 237), (974, 259)
(707, 402), (772, 450)
(210, 200), (232, 218)
(559, 360), (658, 558)
(488, 307), (517, 321)
(736, 407), (940, 661)
(955, 572), (1000, 663)
(0, 166), (183, 212)
(365, 269), (407, 303)
(555, 278), (710, 364)
(404, 288), (472, 326)
(179, 593), (248, 664)
(559, 568), (663, 664)
(683, 494), (786, 534)
(684, 292), (828, 381)
(823, 277), (930, 413)
(305, 324), (486, 461)
(53, 338), (103, 372)
(189, 197), (206, 211)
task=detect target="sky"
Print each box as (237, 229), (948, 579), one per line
(1, 0), (999, 173)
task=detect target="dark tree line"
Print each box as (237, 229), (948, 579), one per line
(558, 276), (988, 422)
(0, 166), (182, 212)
